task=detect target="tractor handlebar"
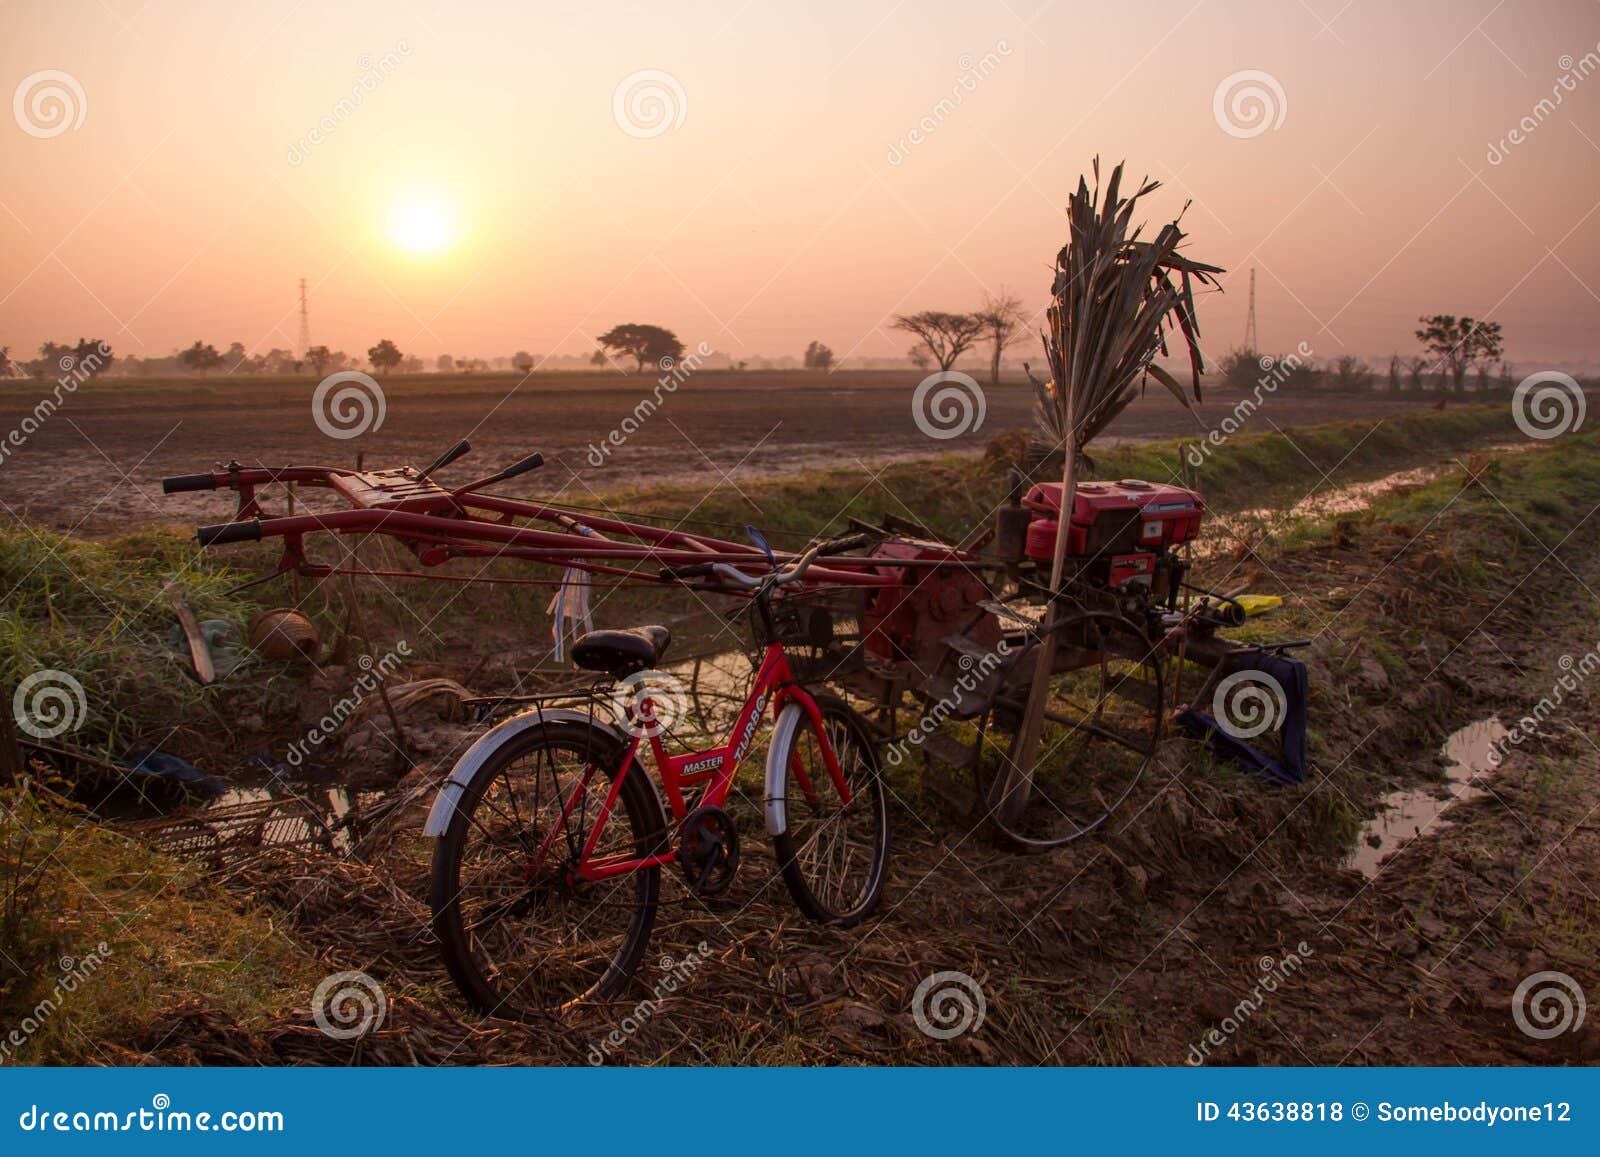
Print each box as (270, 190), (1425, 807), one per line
(196, 519), (263, 547)
(162, 472), (220, 494)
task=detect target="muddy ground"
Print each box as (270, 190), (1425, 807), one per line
(93, 435), (1600, 1068)
(0, 370), (1441, 534)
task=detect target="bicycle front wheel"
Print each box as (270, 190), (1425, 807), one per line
(770, 694), (888, 924)
(430, 718), (665, 1021)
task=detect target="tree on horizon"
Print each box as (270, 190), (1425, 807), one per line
(1415, 315), (1504, 393)
(892, 311), (986, 373)
(595, 324), (684, 373)
(977, 291), (1025, 387)
(368, 338), (404, 375)
(803, 340), (835, 371)
(178, 340), (223, 376)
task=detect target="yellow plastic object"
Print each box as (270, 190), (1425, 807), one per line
(1234, 594), (1283, 617)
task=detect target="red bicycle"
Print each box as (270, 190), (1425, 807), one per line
(423, 533), (890, 1021)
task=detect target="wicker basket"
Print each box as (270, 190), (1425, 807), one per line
(752, 585), (871, 684)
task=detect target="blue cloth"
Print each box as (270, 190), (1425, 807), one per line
(121, 749), (226, 798)
(1177, 648), (1309, 785)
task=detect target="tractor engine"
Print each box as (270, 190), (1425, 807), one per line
(1002, 478), (1206, 608)
(852, 478), (1207, 683)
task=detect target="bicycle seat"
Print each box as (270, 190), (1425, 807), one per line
(571, 625), (672, 676)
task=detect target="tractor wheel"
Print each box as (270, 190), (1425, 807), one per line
(986, 610), (1163, 850)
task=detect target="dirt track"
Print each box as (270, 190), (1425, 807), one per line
(0, 370), (1439, 534)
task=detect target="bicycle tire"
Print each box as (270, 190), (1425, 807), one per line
(771, 693), (889, 924)
(430, 718), (666, 1020)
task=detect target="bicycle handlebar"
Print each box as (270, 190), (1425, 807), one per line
(702, 544), (826, 591)
(658, 562), (718, 581)
(662, 532), (875, 590)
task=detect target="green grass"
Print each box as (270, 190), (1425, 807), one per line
(0, 527), (262, 758)
(0, 783), (321, 1063)
(1130, 404), (1519, 509)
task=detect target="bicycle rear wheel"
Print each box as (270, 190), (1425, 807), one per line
(430, 718), (665, 1020)
(770, 694), (888, 924)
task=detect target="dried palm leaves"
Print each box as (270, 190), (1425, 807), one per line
(1004, 163), (1224, 823)
(1033, 160), (1223, 455)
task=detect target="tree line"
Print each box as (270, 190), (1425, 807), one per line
(1220, 315), (1519, 394)
(0, 339), (116, 381)
(2, 312), (1532, 389)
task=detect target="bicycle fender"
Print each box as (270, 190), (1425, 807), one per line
(763, 702), (808, 837)
(422, 707), (630, 837)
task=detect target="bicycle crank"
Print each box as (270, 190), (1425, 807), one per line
(676, 805), (739, 897)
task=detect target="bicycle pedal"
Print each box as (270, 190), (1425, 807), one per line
(676, 805), (740, 897)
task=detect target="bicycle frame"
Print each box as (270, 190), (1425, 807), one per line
(545, 643), (853, 884)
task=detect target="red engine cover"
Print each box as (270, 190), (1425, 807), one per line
(1023, 479), (1205, 563)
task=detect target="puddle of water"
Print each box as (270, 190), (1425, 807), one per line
(1346, 716), (1507, 878)
(1221, 444), (1543, 538)
(1189, 465), (1442, 561)
(1230, 464), (1443, 529)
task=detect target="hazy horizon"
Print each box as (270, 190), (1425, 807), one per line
(4, 0), (1599, 372)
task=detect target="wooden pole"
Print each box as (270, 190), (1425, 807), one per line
(998, 349), (1080, 827)
(166, 583), (216, 685)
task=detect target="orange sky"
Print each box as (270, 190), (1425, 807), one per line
(3, 0), (1599, 369)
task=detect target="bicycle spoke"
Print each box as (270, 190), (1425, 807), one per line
(439, 731), (655, 1018)
(776, 704), (883, 923)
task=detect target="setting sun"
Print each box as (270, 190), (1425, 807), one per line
(386, 195), (456, 255)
